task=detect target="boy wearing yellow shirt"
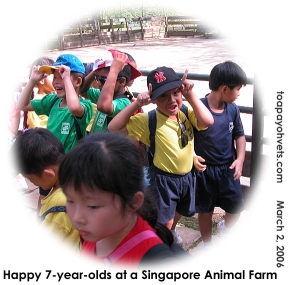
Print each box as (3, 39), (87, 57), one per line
(11, 128), (80, 251)
(108, 66), (214, 245)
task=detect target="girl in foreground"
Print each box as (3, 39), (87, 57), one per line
(58, 132), (189, 268)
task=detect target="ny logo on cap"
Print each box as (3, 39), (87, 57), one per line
(154, 72), (166, 83)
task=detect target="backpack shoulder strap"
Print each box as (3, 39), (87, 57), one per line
(103, 230), (158, 265)
(180, 104), (188, 119)
(73, 117), (83, 140)
(52, 96), (83, 140)
(148, 109), (157, 165)
(37, 206), (66, 223)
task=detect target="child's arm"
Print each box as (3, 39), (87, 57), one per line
(181, 70), (214, 128)
(16, 66), (45, 111)
(97, 51), (128, 115)
(230, 135), (246, 180)
(59, 65), (84, 117)
(108, 85), (152, 133)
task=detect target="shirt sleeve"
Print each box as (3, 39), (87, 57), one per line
(87, 88), (101, 104)
(31, 94), (58, 116)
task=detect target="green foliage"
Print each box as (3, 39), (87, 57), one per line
(84, 5), (178, 21)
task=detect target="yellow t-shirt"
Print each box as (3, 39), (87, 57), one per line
(126, 107), (205, 174)
(27, 93), (48, 128)
(40, 188), (80, 251)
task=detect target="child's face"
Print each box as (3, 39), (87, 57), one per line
(154, 87), (183, 117)
(23, 172), (55, 190)
(64, 186), (134, 243)
(94, 68), (110, 90)
(223, 84), (243, 103)
(52, 70), (78, 97)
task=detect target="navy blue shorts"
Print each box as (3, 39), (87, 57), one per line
(194, 163), (244, 214)
(148, 165), (196, 224)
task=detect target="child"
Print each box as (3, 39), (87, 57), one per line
(23, 57), (56, 212)
(80, 49), (142, 133)
(58, 132), (189, 267)
(17, 54), (93, 153)
(25, 57), (55, 129)
(10, 128), (80, 250)
(108, 66), (214, 244)
(193, 61), (247, 248)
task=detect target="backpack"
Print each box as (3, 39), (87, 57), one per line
(37, 206), (66, 223)
(146, 104), (189, 166)
(51, 97), (83, 140)
(98, 229), (189, 266)
(139, 242), (189, 266)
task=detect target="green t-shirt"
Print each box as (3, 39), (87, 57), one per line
(87, 88), (130, 133)
(31, 94), (93, 152)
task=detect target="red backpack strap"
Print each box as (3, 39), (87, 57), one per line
(103, 230), (158, 265)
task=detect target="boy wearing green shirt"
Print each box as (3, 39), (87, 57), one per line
(80, 49), (141, 133)
(17, 54), (93, 152)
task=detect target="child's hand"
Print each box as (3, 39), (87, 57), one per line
(193, 154), (206, 172)
(58, 65), (71, 80)
(136, 83), (152, 107)
(110, 51), (128, 73)
(229, 159), (243, 180)
(30, 66), (46, 83)
(180, 69), (195, 98)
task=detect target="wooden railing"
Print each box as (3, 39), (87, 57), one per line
(44, 16), (217, 50)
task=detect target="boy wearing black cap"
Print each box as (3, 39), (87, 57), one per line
(108, 66), (213, 245)
(17, 54), (93, 152)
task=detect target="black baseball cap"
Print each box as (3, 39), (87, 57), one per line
(147, 66), (182, 100)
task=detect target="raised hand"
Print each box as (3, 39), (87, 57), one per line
(180, 69), (194, 98)
(136, 83), (152, 107)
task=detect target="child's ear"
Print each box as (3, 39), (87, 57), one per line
(118, 77), (126, 86)
(74, 76), (83, 88)
(220, 85), (228, 94)
(43, 168), (56, 178)
(130, 191), (144, 211)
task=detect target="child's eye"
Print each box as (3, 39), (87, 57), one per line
(173, 89), (181, 95)
(88, 205), (98, 209)
(159, 93), (167, 98)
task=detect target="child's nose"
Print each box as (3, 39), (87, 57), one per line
(71, 208), (86, 225)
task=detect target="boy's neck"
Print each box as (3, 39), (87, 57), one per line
(113, 87), (127, 98)
(207, 92), (225, 112)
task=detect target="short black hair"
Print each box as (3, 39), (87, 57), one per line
(118, 64), (132, 86)
(11, 128), (64, 176)
(209, 61), (247, 91)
